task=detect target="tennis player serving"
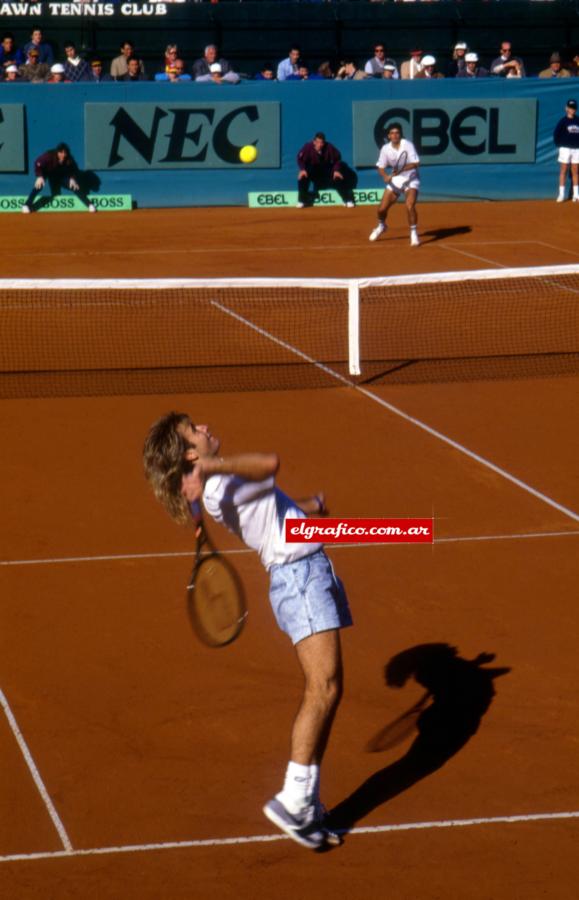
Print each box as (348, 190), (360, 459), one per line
(369, 123), (421, 247)
(143, 413), (353, 850)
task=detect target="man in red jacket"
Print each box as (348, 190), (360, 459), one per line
(296, 132), (356, 208)
(22, 143), (96, 213)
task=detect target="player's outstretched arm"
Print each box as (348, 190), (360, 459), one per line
(295, 493), (328, 515)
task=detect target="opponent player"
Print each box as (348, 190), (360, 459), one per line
(553, 98), (579, 203)
(143, 413), (353, 850)
(369, 123), (420, 246)
(21, 142), (95, 213)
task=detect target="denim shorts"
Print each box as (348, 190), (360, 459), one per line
(268, 550), (353, 645)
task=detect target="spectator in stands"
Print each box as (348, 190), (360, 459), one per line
(89, 59), (113, 83)
(63, 41), (91, 82)
(254, 62), (276, 81)
(155, 60), (191, 82)
(571, 53), (579, 77)
(539, 53), (571, 79)
(400, 49), (422, 80)
(3, 64), (20, 82)
(193, 45), (240, 84)
(365, 43), (399, 79)
(23, 28), (53, 66)
(415, 55), (444, 79)
(553, 98), (579, 203)
(447, 42), (468, 78)
(21, 143), (95, 214)
(277, 45), (301, 81)
(18, 48), (50, 82)
(162, 43), (179, 74)
(490, 42), (526, 78)
(0, 33), (25, 72)
(48, 63), (67, 83)
(111, 40), (145, 80)
(287, 61), (322, 81)
(382, 64), (397, 80)
(317, 61), (335, 79)
(121, 57), (148, 82)
(296, 131), (356, 209)
(457, 52), (489, 79)
(336, 58), (367, 80)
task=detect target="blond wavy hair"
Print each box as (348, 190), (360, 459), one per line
(143, 411), (193, 525)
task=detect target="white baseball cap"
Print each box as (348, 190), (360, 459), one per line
(384, 64), (396, 71)
(209, 62), (222, 74)
(5, 64), (18, 73)
(465, 53), (479, 63)
(454, 42), (468, 50)
(421, 55), (436, 67)
(51, 63), (65, 73)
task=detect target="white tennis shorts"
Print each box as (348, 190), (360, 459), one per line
(388, 174), (420, 195)
(558, 147), (579, 165)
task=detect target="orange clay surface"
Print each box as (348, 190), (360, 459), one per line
(1, 201), (578, 899)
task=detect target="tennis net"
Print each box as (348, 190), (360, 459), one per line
(1, 266), (578, 398)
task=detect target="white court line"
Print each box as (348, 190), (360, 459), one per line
(1, 809), (578, 864)
(1, 531), (579, 568)
(534, 240), (579, 260)
(439, 244), (508, 267)
(212, 301), (579, 524)
(0, 688), (73, 853)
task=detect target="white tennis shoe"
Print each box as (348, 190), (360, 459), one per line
(263, 797), (336, 850)
(369, 222), (386, 242)
(21, 205), (30, 214)
(410, 231), (420, 247)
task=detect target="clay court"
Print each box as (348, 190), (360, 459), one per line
(1, 200), (578, 899)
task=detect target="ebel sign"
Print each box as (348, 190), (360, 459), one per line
(353, 99), (537, 166)
(85, 102), (280, 170)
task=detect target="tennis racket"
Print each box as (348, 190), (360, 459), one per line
(186, 522), (247, 648)
(365, 690), (430, 752)
(392, 150), (408, 176)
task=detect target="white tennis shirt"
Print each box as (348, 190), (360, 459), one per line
(202, 473), (321, 570)
(376, 138), (420, 178)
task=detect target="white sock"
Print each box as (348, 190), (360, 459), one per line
(410, 225), (417, 233)
(276, 762), (312, 814)
(558, 187), (565, 199)
(573, 187), (579, 198)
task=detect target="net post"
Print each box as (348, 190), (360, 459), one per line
(348, 279), (361, 376)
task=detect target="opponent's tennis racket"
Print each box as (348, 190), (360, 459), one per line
(186, 522), (247, 648)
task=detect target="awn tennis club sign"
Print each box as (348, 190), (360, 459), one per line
(85, 102), (280, 170)
(353, 99), (537, 166)
(0, 3), (168, 16)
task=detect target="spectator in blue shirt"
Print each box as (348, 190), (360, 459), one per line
(0, 33), (25, 73)
(23, 27), (53, 66)
(277, 45), (301, 81)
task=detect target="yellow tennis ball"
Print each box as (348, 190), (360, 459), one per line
(239, 145), (258, 164)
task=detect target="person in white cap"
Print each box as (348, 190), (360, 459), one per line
(457, 52), (489, 79)
(3, 63), (20, 82)
(415, 55), (444, 79)
(369, 122), (421, 247)
(553, 99), (579, 202)
(193, 44), (239, 83)
(48, 62), (66, 83)
(447, 42), (468, 77)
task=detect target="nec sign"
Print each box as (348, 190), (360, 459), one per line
(0, 105), (26, 172)
(353, 99), (537, 166)
(85, 101), (280, 169)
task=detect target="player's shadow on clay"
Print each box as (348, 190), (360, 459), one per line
(327, 643), (510, 836)
(420, 226), (472, 243)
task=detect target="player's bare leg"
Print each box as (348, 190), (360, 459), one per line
(558, 162), (569, 202)
(291, 629), (343, 766)
(264, 630), (343, 848)
(369, 189), (397, 241)
(406, 188), (420, 246)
